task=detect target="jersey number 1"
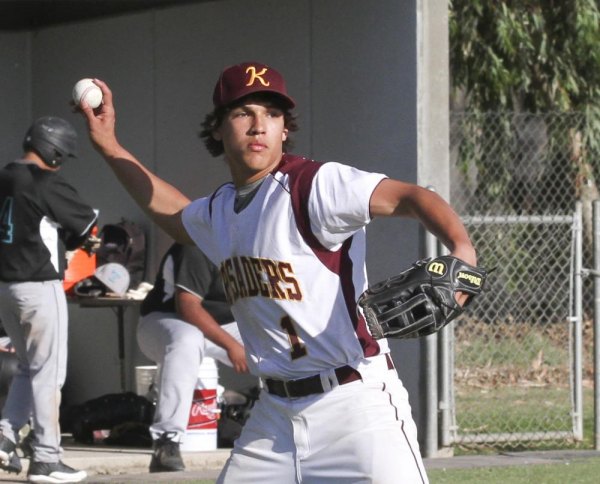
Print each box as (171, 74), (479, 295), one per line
(280, 316), (307, 360)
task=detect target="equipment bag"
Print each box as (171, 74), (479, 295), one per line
(96, 219), (146, 289)
(62, 392), (154, 446)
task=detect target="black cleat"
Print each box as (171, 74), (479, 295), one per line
(0, 434), (21, 474)
(27, 460), (87, 483)
(149, 432), (185, 473)
(0, 452), (22, 474)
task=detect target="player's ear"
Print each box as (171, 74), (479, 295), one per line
(212, 129), (222, 141)
(282, 128), (288, 142)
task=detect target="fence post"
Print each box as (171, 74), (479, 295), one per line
(439, 248), (453, 450)
(593, 200), (600, 450)
(423, 223), (439, 457)
(571, 203), (585, 441)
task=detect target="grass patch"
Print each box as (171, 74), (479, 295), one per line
(428, 457), (600, 483)
(450, 316), (594, 452)
(172, 481), (215, 484)
(455, 385), (573, 435)
(452, 387), (595, 454)
(132, 457), (600, 483)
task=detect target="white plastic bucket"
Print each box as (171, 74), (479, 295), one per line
(180, 357), (219, 452)
(135, 365), (157, 397)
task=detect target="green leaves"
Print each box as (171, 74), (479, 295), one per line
(450, 0), (600, 113)
(450, 0), (600, 212)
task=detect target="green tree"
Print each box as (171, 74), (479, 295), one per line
(449, 0), (600, 239)
(450, 0), (599, 113)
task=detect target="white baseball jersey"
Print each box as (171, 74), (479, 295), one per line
(182, 154), (390, 380)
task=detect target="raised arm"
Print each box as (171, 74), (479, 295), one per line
(77, 79), (193, 244)
(370, 178), (477, 265)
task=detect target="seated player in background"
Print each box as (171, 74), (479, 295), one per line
(137, 242), (247, 473)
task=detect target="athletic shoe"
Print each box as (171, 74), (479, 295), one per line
(27, 460), (87, 483)
(149, 432), (185, 473)
(0, 434), (21, 474)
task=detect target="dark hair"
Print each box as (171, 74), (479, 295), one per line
(199, 93), (299, 158)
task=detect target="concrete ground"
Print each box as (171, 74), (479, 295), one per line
(1, 439), (600, 483)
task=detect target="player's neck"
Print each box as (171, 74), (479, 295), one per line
(234, 176), (267, 213)
(21, 151), (57, 171)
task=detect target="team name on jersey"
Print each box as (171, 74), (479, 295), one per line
(219, 256), (303, 304)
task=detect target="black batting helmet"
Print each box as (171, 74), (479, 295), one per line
(22, 116), (78, 167)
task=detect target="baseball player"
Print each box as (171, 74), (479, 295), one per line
(78, 63), (476, 483)
(0, 117), (97, 483)
(137, 242), (247, 473)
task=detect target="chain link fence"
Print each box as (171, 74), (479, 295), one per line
(447, 111), (597, 450)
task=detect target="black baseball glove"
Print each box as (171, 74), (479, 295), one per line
(357, 255), (487, 339)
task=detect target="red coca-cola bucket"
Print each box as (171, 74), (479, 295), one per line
(181, 358), (219, 451)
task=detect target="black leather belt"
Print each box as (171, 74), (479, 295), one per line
(264, 354), (395, 398)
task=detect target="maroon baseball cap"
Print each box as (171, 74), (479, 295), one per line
(212, 61), (295, 109)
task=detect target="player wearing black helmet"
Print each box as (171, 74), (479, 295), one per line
(22, 116), (78, 168)
(0, 116), (97, 482)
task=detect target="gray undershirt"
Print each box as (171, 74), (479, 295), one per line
(234, 176), (266, 213)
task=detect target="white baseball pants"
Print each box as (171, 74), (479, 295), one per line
(217, 357), (429, 484)
(0, 280), (68, 463)
(136, 311), (242, 441)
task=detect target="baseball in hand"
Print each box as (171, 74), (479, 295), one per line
(72, 78), (103, 109)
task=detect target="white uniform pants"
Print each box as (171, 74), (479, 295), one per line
(217, 361), (428, 484)
(0, 280), (68, 463)
(136, 311), (242, 441)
